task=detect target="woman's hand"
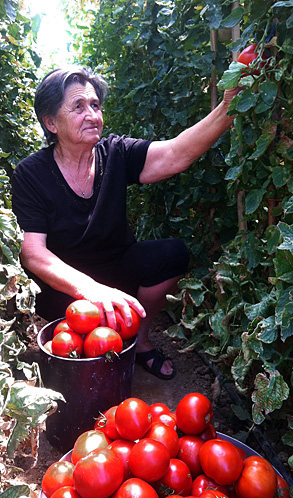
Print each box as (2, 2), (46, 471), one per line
(83, 282), (146, 330)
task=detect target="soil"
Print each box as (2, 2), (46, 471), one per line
(4, 312), (293, 496)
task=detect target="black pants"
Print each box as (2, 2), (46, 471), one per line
(33, 238), (189, 322)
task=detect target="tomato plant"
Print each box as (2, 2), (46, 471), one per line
(176, 393), (213, 435)
(94, 405), (120, 440)
(71, 430), (110, 465)
(112, 477), (159, 498)
(128, 438), (170, 482)
(108, 439), (135, 481)
(154, 458), (193, 497)
(42, 461), (75, 498)
(235, 455), (277, 498)
(113, 307), (141, 340)
(144, 421), (179, 457)
(199, 439), (243, 486)
(191, 474), (228, 496)
(83, 327), (123, 358)
(51, 331), (83, 358)
(65, 300), (101, 334)
(177, 435), (204, 477)
(73, 448), (124, 498)
(50, 487), (82, 498)
(115, 397), (152, 441)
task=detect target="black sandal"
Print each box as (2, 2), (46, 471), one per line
(135, 348), (176, 380)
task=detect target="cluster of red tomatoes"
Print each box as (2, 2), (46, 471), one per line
(41, 393), (289, 498)
(43, 300), (141, 359)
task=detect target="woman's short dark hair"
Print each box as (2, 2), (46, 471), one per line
(34, 66), (108, 145)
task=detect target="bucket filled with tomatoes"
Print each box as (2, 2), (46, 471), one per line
(39, 393), (290, 498)
(37, 300), (141, 453)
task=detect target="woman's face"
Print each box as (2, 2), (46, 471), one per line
(46, 82), (103, 147)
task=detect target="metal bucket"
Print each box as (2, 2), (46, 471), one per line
(37, 318), (137, 453)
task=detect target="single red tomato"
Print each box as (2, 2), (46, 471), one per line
(108, 439), (135, 481)
(53, 320), (73, 337)
(156, 412), (177, 430)
(43, 340), (53, 354)
(198, 423), (217, 442)
(128, 438), (170, 482)
(144, 422), (179, 457)
(154, 458), (193, 497)
(200, 491), (229, 498)
(94, 405), (120, 440)
(52, 331), (83, 358)
(83, 327), (123, 358)
(71, 429), (110, 465)
(112, 477), (159, 498)
(115, 397), (152, 441)
(113, 307), (141, 340)
(191, 474), (228, 496)
(149, 402), (172, 420)
(65, 300), (101, 334)
(73, 448), (124, 498)
(177, 435), (204, 477)
(176, 393), (213, 435)
(235, 455), (277, 498)
(276, 474), (290, 498)
(237, 43), (269, 74)
(50, 487), (82, 498)
(42, 461), (75, 498)
(199, 439), (243, 486)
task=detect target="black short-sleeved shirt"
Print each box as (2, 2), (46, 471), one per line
(12, 134), (151, 269)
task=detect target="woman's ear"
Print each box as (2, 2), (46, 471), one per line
(42, 115), (57, 133)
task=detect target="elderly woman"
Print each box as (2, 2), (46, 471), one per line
(12, 67), (239, 379)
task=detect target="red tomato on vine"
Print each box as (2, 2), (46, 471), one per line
(237, 43), (269, 74)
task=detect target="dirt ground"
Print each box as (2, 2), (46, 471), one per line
(5, 312), (293, 495)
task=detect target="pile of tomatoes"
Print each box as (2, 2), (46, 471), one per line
(41, 393), (290, 498)
(42, 299), (141, 360)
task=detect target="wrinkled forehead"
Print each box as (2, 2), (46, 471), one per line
(63, 81), (99, 105)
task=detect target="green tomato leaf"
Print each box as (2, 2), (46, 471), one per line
(249, 130), (272, 159)
(0, 485), (30, 498)
(272, 166), (291, 188)
(274, 249), (293, 283)
(259, 80), (278, 106)
(218, 62), (246, 90)
(220, 6), (244, 28)
(245, 188), (265, 214)
(236, 89), (259, 112)
(278, 222), (293, 251)
(252, 367), (289, 425)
